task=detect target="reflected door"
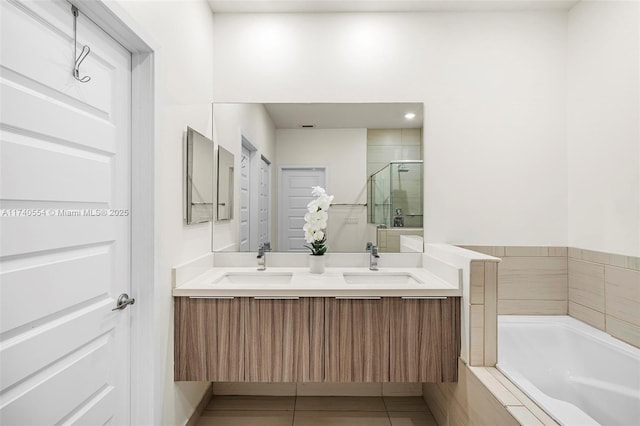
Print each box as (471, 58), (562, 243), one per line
(239, 146), (251, 251)
(258, 157), (271, 248)
(278, 167), (326, 251)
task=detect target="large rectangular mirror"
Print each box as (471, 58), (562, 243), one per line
(211, 103), (424, 253)
(185, 126), (214, 224)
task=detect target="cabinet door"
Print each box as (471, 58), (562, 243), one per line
(324, 298), (390, 382)
(174, 297), (244, 381)
(389, 297), (460, 382)
(244, 298), (323, 382)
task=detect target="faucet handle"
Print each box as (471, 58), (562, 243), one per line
(260, 242), (272, 252)
(371, 245), (379, 256)
(366, 241), (374, 252)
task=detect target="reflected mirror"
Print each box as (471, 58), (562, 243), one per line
(185, 126), (214, 225)
(217, 145), (234, 221)
(211, 103), (424, 253)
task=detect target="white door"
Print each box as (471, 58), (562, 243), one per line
(239, 145), (251, 251)
(278, 167), (326, 252)
(0, 1), (132, 424)
(258, 157), (271, 247)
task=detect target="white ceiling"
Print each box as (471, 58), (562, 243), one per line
(207, 0), (579, 14)
(263, 103), (424, 129)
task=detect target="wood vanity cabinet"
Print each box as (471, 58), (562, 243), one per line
(324, 298), (389, 382)
(244, 298), (323, 382)
(174, 297), (244, 381)
(389, 297), (460, 382)
(174, 296), (460, 383)
(174, 297), (323, 382)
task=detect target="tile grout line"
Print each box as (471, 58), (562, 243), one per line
(381, 395), (393, 426)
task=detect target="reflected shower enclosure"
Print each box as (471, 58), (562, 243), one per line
(369, 161), (423, 229)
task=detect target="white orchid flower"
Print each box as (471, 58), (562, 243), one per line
(311, 186), (326, 197)
(306, 210), (326, 224)
(303, 186), (333, 255)
(307, 199), (319, 213)
(304, 231), (314, 244)
(317, 195), (334, 211)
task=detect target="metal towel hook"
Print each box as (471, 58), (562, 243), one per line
(72, 5), (91, 83)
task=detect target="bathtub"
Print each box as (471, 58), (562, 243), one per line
(497, 316), (640, 426)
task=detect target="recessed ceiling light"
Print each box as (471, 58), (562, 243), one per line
(404, 112), (416, 120)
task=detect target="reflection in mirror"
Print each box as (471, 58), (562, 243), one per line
(216, 145), (234, 221)
(211, 103), (424, 253)
(185, 126), (214, 225)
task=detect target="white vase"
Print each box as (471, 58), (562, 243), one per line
(309, 255), (325, 274)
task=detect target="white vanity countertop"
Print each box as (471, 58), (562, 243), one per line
(172, 266), (461, 298)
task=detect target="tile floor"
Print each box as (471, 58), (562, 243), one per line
(196, 395), (438, 426)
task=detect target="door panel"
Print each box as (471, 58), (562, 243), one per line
(1, 132), (111, 202)
(0, 0), (132, 424)
(278, 167), (325, 251)
(258, 157), (270, 247)
(0, 245), (111, 333)
(1, 338), (111, 424)
(239, 146), (250, 251)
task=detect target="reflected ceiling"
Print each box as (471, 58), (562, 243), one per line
(264, 103), (423, 129)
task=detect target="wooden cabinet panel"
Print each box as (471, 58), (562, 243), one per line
(324, 298), (390, 382)
(175, 296), (460, 383)
(308, 298), (324, 382)
(389, 297), (460, 382)
(174, 297), (243, 381)
(244, 298), (323, 382)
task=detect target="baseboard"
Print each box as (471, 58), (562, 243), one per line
(185, 383), (213, 426)
(211, 382), (422, 397)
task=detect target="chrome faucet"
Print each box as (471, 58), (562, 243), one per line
(257, 242), (271, 271)
(368, 243), (380, 271)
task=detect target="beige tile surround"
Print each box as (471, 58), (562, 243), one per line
(462, 245), (640, 349)
(568, 248), (640, 348)
(462, 246), (569, 316)
(422, 360), (558, 426)
(468, 260), (498, 367)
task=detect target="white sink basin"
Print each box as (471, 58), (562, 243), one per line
(342, 272), (423, 285)
(212, 272), (293, 285)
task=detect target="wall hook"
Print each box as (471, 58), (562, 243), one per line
(72, 6), (91, 83)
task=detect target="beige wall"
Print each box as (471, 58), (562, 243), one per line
(275, 128), (368, 252)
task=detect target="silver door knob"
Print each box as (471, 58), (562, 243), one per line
(112, 293), (135, 311)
